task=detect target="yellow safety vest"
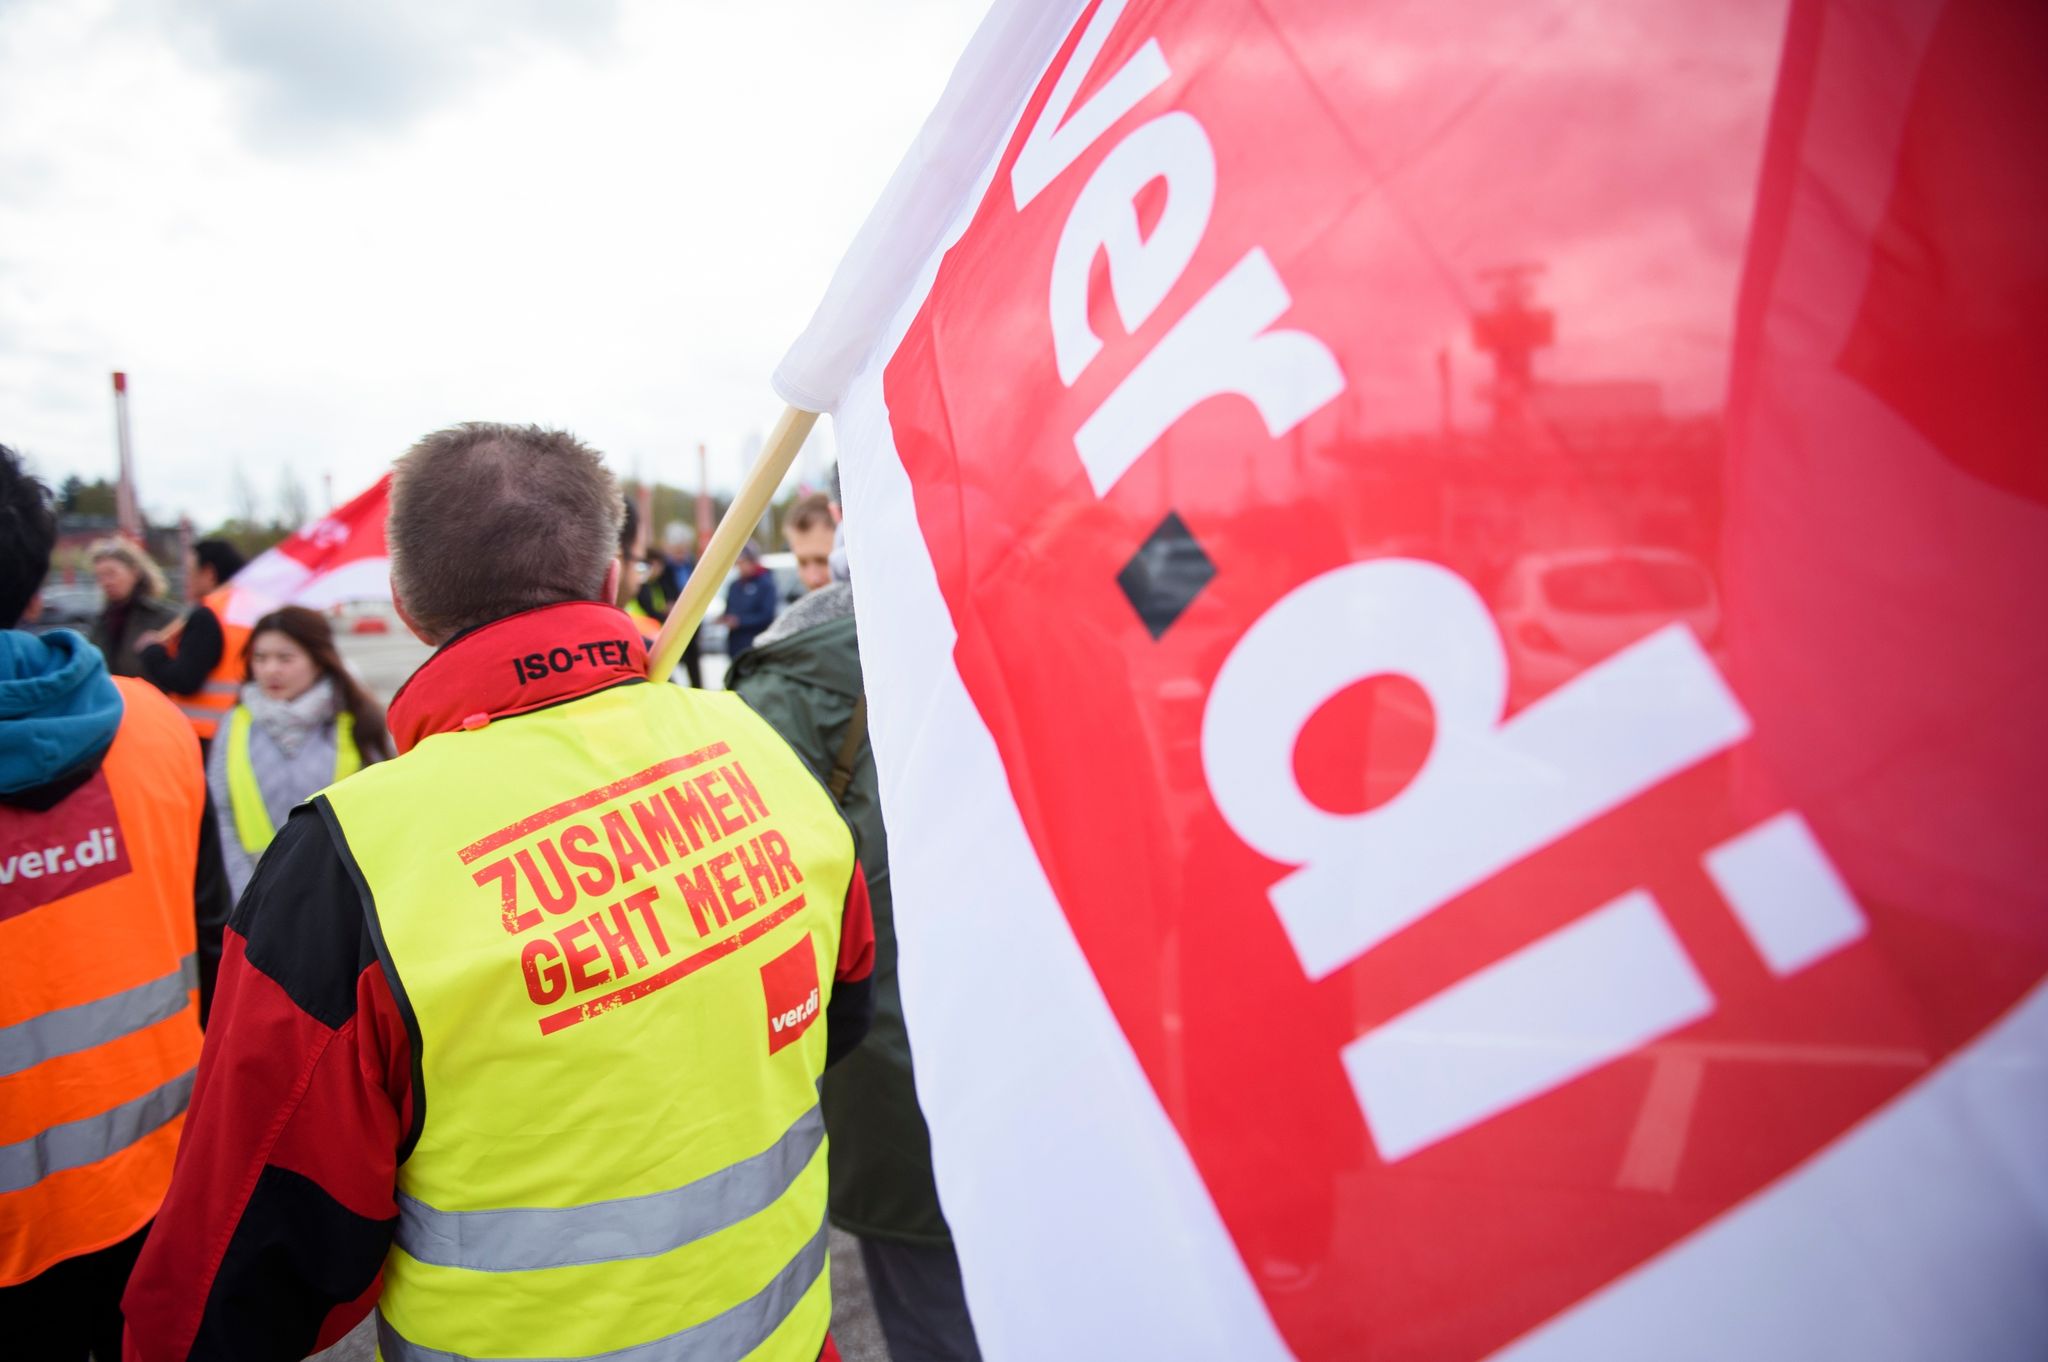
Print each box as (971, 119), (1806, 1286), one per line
(318, 680), (854, 1361)
(224, 706), (361, 856)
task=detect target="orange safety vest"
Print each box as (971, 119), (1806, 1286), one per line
(0, 679), (206, 1285)
(170, 587), (252, 740)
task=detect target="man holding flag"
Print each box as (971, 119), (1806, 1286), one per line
(733, 489), (983, 1362)
(124, 423), (876, 1361)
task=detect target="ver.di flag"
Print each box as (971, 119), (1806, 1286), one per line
(779, 1), (2048, 1357)
(220, 473), (393, 625)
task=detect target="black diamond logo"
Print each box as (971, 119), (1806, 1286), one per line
(1117, 511), (1216, 640)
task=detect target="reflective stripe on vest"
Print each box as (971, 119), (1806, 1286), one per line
(173, 679), (244, 725)
(0, 677), (205, 1285)
(376, 1219), (828, 1362)
(395, 1103), (824, 1272)
(0, 1068), (195, 1194)
(0, 954), (198, 1078)
(319, 682), (854, 1359)
(226, 707), (361, 856)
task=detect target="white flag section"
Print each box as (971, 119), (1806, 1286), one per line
(773, 0), (1089, 413)
(222, 474), (393, 626)
(784, 0), (2048, 1358)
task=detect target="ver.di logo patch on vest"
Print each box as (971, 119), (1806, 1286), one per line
(760, 937), (820, 1055)
(0, 769), (133, 921)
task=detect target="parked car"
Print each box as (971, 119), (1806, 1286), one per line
(1495, 548), (1720, 704)
(756, 551), (801, 609)
(25, 582), (103, 636)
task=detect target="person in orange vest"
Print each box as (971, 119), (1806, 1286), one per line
(137, 538), (250, 750)
(124, 423), (876, 1361)
(637, 526), (705, 687)
(0, 446), (230, 1361)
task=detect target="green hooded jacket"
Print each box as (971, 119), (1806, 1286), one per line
(729, 606), (951, 1244)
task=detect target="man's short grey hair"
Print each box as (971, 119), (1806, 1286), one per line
(388, 423), (623, 641)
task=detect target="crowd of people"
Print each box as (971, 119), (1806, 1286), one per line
(1, 431), (977, 1362)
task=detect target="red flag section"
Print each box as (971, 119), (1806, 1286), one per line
(876, 0), (2046, 1356)
(224, 473), (392, 625)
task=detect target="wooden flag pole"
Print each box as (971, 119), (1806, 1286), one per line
(646, 406), (818, 681)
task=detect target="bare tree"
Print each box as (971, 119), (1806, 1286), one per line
(275, 466), (311, 531)
(230, 463), (262, 528)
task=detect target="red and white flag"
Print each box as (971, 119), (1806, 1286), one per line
(221, 474), (393, 626)
(782, 1), (2047, 1357)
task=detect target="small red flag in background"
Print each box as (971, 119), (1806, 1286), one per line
(223, 473), (392, 626)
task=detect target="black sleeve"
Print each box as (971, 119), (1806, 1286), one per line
(192, 787), (233, 1026)
(139, 606), (224, 696)
(824, 974), (873, 1068)
(126, 806), (407, 1361)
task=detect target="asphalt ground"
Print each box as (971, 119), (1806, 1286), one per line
(326, 627), (890, 1362)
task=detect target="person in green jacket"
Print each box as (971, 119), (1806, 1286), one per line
(730, 560), (981, 1362)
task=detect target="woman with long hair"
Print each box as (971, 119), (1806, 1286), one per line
(88, 537), (177, 677)
(205, 606), (392, 898)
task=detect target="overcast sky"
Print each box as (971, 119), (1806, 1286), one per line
(0, 0), (985, 525)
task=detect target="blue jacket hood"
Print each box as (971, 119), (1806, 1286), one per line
(0, 628), (125, 795)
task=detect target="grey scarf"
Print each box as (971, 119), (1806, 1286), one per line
(239, 675), (338, 757)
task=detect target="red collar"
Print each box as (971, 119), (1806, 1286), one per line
(386, 601), (648, 754)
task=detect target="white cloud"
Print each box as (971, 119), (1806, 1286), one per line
(150, 0), (625, 148)
(0, 0), (985, 522)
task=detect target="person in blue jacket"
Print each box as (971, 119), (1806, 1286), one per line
(720, 543), (780, 659)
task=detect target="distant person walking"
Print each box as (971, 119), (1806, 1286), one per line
(722, 543), (780, 660)
(137, 538), (249, 747)
(0, 446), (230, 1362)
(87, 539), (177, 679)
(206, 606), (392, 900)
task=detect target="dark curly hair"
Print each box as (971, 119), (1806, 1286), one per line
(0, 445), (57, 630)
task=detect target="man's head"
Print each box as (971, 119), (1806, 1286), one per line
(186, 538), (246, 598)
(736, 543), (764, 579)
(662, 525), (694, 564)
(784, 492), (835, 593)
(0, 444), (56, 630)
(387, 423), (623, 644)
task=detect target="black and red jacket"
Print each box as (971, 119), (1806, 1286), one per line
(121, 603), (875, 1361)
